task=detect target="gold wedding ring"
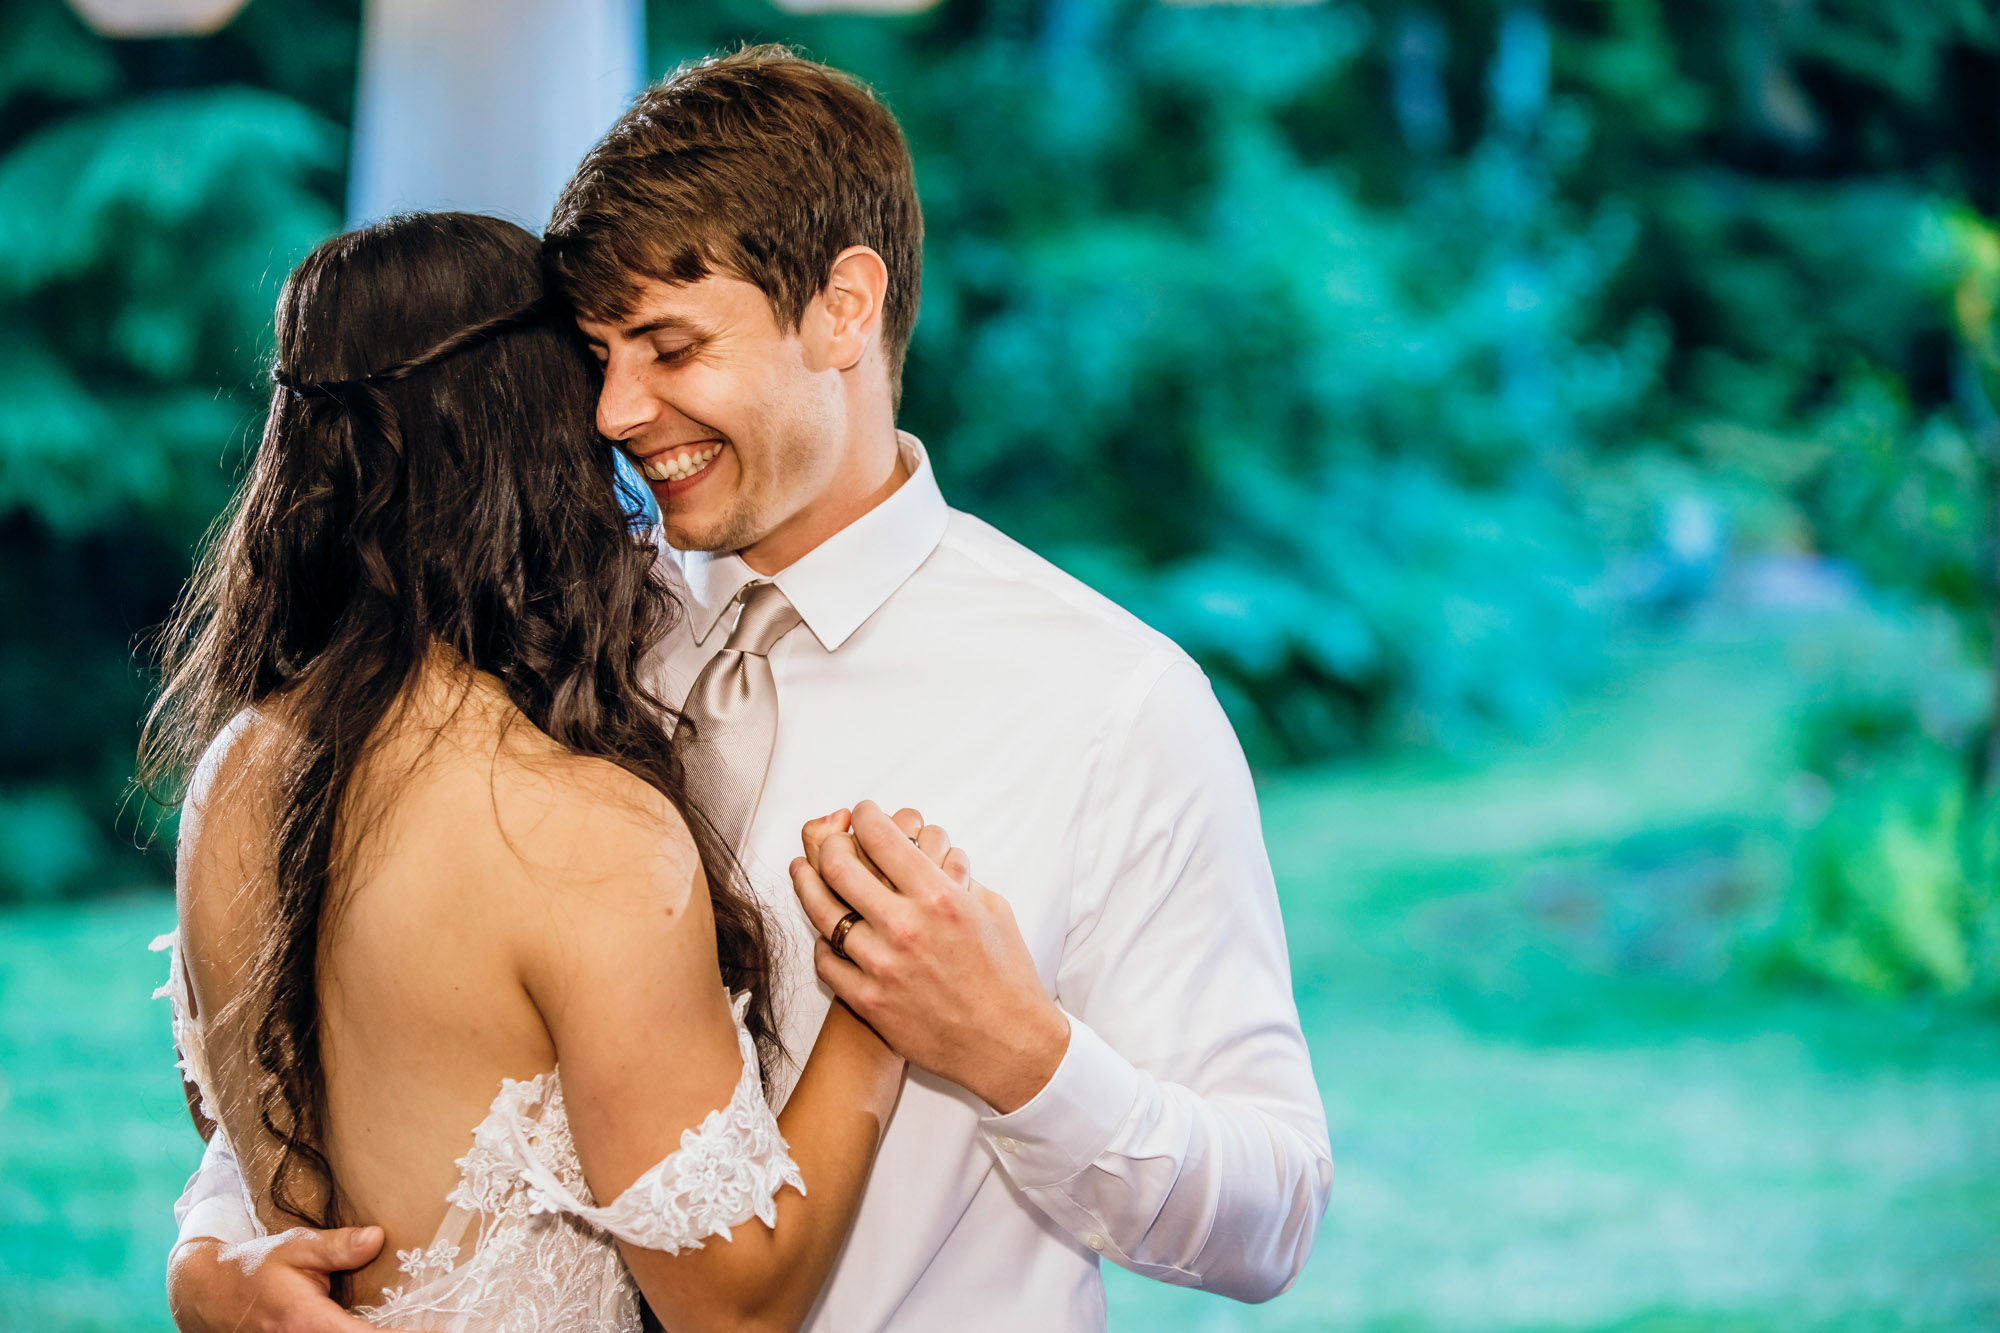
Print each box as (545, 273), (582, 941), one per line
(829, 910), (864, 962)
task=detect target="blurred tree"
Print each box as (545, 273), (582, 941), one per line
(0, 0), (352, 897)
(648, 0), (1999, 760)
(2, 0), (1997, 903)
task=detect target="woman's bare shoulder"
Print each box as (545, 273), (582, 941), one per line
(184, 706), (281, 814)
(477, 723), (719, 1013)
(491, 747), (704, 908)
(390, 670), (706, 916)
(176, 706), (293, 896)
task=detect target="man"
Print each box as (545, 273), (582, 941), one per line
(166, 46), (1330, 1333)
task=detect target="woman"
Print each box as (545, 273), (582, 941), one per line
(141, 212), (910, 1332)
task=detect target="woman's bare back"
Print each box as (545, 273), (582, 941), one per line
(173, 665), (740, 1310)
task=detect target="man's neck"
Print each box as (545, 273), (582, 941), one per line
(739, 430), (911, 577)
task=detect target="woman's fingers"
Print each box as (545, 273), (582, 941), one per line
(799, 809), (852, 869)
(915, 823), (951, 867)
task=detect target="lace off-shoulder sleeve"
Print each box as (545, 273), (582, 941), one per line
(151, 930), (221, 1125)
(505, 992), (805, 1253)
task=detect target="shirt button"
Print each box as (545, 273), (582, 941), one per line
(1084, 1232), (1107, 1252)
(995, 1136), (1019, 1154)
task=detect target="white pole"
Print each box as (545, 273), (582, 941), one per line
(347, 0), (643, 231)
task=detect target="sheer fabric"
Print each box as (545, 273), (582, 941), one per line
(155, 933), (804, 1332)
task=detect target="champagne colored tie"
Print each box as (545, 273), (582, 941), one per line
(675, 581), (804, 853)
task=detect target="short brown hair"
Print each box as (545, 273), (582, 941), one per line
(546, 46), (923, 391)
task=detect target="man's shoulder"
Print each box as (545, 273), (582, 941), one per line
(926, 509), (1192, 680)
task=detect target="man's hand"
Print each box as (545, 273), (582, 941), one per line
(168, 1227), (413, 1333)
(792, 801), (1069, 1113)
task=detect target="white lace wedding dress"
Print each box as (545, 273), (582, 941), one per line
(156, 933), (805, 1332)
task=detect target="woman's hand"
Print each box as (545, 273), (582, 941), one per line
(790, 801), (1068, 1115)
(795, 806), (953, 1057)
(796, 805), (960, 993)
(799, 806), (955, 881)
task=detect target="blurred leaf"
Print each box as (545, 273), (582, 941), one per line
(0, 85), (338, 534)
(1775, 773), (1977, 996)
(0, 84), (341, 304)
(0, 321), (117, 530)
(0, 785), (106, 901)
(0, 0), (121, 111)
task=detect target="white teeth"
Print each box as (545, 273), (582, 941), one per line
(640, 444), (721, 482)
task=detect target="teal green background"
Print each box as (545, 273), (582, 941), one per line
(4, 0), (2000, 1328)
(9, 618), (2000, 1328)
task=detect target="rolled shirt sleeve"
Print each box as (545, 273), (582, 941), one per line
(175, 1133), (261, 1247)
(978, 659), (1333, 1301)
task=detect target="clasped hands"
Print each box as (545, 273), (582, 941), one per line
(792, 801), (1070, 1115)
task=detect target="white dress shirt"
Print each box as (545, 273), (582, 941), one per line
(174, 435), (1332, 1330)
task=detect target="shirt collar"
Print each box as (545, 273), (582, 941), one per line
(676, 432), (949, 652)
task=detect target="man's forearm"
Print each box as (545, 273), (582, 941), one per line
(978, 1014), (1331, 1301)
(995, 658), (1331, 1298)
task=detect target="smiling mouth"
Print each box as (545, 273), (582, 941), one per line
(635, 442), (723, 484)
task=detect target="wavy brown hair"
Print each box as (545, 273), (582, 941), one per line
(139, 211), (779, 1231)
(545, 44), (923, 397)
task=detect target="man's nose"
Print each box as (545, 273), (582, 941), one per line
(597, 355), (660, 442)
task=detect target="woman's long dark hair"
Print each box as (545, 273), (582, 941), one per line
(139, 212), (778, 1231)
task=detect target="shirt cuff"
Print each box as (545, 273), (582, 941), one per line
(978, 1011), (1143, 1190)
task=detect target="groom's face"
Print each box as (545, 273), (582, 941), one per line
(578, 273), (843, 556)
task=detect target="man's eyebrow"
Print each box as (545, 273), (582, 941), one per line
(620, 314), (705, 340)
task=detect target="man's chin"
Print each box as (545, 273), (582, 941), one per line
(659, 511), (756, 556)
(658, 526), (727, 554)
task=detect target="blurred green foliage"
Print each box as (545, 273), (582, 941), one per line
(678, 0), (1999, 761)
(0, 0), (354, 897)
(4, 0), (2000, 1013)
(1766, 623), (2000, 1000)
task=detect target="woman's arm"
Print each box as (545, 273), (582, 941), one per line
(623, 984), (902, 1333)
(513, 782), (905, 1333)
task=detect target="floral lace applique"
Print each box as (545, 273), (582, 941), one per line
(396, 1237), (461, 1286)
(156, 937), (798, 1333)
(363, 992), (798, 1330)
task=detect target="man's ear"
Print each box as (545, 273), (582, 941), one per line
(810, 245), (890, 373)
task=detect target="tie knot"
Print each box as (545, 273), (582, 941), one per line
(725, 581), (803, 657)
